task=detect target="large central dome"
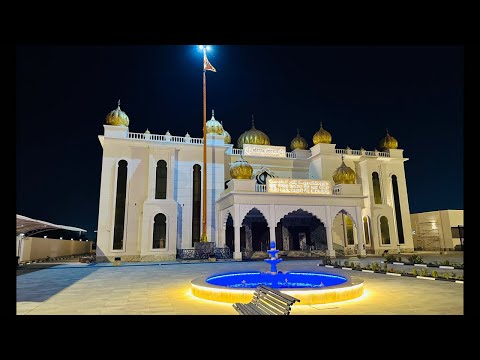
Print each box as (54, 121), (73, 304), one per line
(237, 116), (270, 149)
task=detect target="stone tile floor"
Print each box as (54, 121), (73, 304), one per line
(16, 260), (463, 315)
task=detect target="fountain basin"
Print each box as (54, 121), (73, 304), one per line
(191, 271), (364, 305)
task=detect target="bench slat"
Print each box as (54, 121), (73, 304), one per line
(256, 300), (287, 315)
(255, 294), (290, 313)
(254, 292), (291, 309)
(233, 285), (300, 315)
(257, 285), (299, 303)
(256, 286), (299, 304)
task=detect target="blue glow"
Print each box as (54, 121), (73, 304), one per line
(206, 271), (347, 289)
(198, 45), (204, 50)
(206, 45), (211, 51)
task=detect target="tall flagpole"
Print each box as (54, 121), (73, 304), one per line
(200, 47), (208, 242)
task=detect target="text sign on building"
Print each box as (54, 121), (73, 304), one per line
(267, 178), (332, 195)
(243, 144), (286, 158)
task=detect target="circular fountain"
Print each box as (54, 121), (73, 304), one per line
(191, 241), (364, 305)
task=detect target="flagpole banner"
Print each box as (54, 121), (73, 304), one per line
(204, 53), (217, 72)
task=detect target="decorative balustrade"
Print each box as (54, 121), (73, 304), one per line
(335, 148), (389, 157)
(126, 132), (390, 157)
(127, 132), (203, 144)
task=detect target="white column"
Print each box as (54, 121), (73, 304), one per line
(233, 225), (242, 260)
(269, 226), (276, 249)
(217, 209), (224, 247)
(356, 206), (367, 256)
(325, 206), (336, 257)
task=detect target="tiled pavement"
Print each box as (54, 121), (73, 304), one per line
(16, 260), (463, 315)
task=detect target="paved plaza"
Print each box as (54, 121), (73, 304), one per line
(16, 259), (463, 315)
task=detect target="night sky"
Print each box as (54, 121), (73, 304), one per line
(16, 45), (464, 237)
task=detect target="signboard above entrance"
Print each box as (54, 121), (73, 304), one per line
(243, 144), (286, 158)
(267, 178), (332, 195)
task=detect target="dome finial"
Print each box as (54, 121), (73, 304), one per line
(320, 121), (323, 128)
(251, 114), (255, 128)
(386, 128), (389, 134)
(117, 99), (121, 108)
(297, 128), (300, 135)
(212, 109), (215, 117)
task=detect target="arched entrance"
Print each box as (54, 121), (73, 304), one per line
(225, 213), (234, 252)
(277, 209), (326, 252)
(241, 208), (270, 258)
(332, 210), (357, 255)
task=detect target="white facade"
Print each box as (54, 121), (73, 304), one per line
(96, 124), (414, 262)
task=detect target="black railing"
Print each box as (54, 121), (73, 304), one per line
(177, 247), (232, 260)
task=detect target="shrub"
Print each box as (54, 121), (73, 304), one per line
(442, 260), (450, 266)
(334, 261), (339, 267)
(344, 260), (349, 267)
(385, 254), (396, 263)
(397, 257), (402, 262)
(407, 254), (424, 264)
(412, 268), (418, 276)
(365, 264), (371, 270)
(443, 273), (450, 280)
(350, 261), (355, 268)
(420, 268), (428, 277)
(431, 270), (438, 278)
(387, 268), (396, 273)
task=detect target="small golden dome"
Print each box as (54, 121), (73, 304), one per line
(332, 156), (356, 185)
(313, 122), (332, 145)
(290, 128), (308, 150)
(106, 100), (129, 127)
(221, 121), (231, 144)
(379, 130), (398, 150)
(237, 115), (270, 149)
(229, 156), (253, 179)
(206, 110), (223, 135)
(144, 128), (150, 134)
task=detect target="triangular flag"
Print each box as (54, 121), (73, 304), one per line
(204, 53), (216, 72)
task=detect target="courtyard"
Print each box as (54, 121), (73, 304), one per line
(17, 259), (463, 315)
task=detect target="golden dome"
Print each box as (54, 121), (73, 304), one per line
(290, 128), (308, 150)
(379, 130), (398, 150)
(332, 156), (356, 185)
(220, 121), (231, 144)
(206, 110), (223, 135)
(313, 122), (332, 145)
(106, 100), (129, 127)
(229, 156), (253, 179)
(237, 116), (270, 149)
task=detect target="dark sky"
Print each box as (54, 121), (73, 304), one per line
(16, 45), (464, 237)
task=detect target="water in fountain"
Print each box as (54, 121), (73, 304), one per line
(264, 241), (283, 274)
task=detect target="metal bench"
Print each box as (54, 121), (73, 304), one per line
(232, 285), (300, 315)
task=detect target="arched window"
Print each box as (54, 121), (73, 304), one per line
(155, 160), (167, 199)
(380, 216), (390, 244)
(345, 215), (354, 245)
(153, 213), (166, 249)
(363, 216), (371, 245)
(392, 175), (405, 244)
(372, 172), (382, 204)
(113, 160), (128, 250)
(192, 164), (201, 245)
